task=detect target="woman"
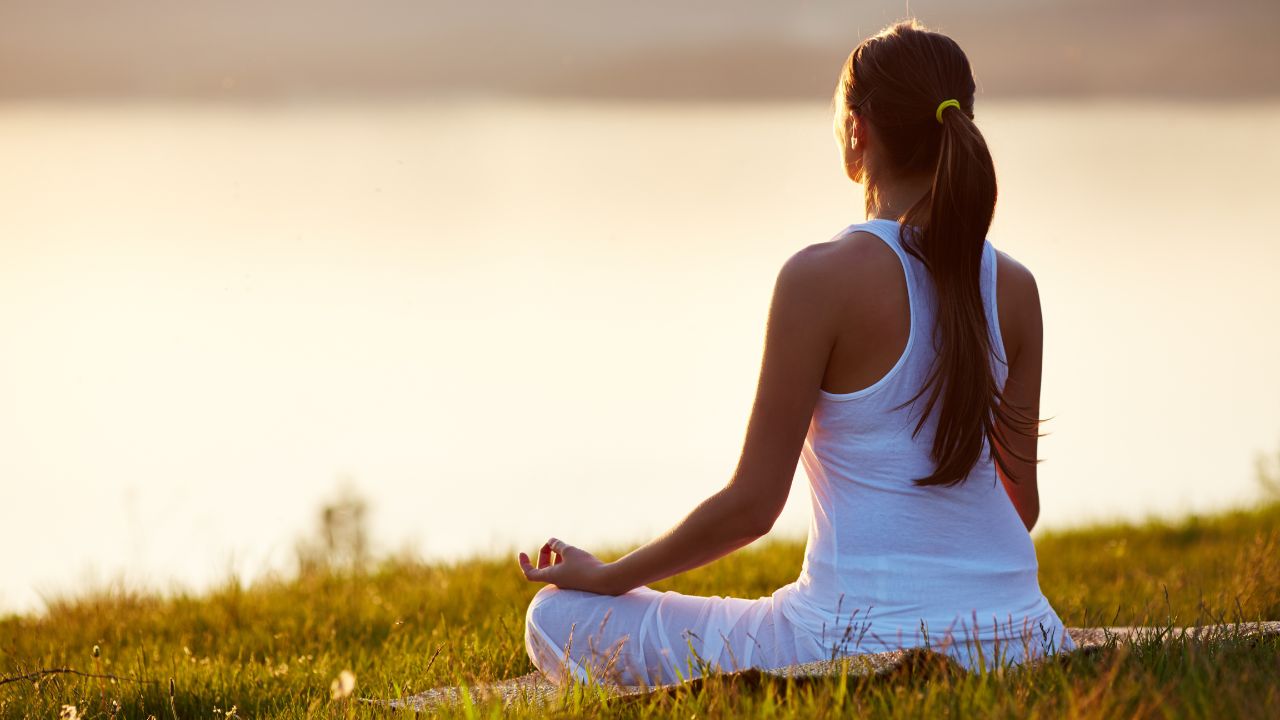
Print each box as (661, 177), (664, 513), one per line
(517, 19), (1075, 687)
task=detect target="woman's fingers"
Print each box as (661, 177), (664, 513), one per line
(519, 540), (602, 590)
(548, 537), (568, 564)
(541, 538), (559, 567)
(548, 537), (573, 564)
(518, 552), (534, 578)
(520, 538), (580, 582)
(518, 551), (548, 582)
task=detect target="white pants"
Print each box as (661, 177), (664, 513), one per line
(524, 583), (1076, 686)
(524, 584), (818, 687)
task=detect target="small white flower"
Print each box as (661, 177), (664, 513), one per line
(59, 706), (80, 720)
(329, 669), (356, 700)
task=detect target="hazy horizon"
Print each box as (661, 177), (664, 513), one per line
(3, 0), (1278, 102)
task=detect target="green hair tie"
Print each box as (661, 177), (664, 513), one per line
(935, 99), (961, 124)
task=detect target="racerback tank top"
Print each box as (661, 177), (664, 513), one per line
(772, 218), (1075, 668)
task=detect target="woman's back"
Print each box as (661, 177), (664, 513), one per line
(772, 218), (1073, 667)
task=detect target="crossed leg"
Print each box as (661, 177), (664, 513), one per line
(524, 584), (809, 687)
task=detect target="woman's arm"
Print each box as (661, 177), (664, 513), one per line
(519, 246), (841, 594)
(992, 253), (1043, 532)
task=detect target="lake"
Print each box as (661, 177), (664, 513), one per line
(2, 98), (1278, 613)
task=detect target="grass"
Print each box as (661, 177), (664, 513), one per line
(2, 501), (1278, 719)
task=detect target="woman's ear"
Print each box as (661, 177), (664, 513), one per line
(843, 113), (866, 183)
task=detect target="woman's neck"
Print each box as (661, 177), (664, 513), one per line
(864, 172), (933, 221)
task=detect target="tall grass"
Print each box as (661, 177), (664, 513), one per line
(2, 502), (1277, 718)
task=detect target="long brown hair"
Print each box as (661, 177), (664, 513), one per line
(833, 19), (1040, 487)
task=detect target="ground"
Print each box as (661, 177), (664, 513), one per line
(2, 502), (1277, 718)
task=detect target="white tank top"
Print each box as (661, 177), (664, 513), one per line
(774, 218), (1074, 666)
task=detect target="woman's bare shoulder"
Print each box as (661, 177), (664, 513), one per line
(785, 230), (901, 291)
(994, 248), (1041, 317)
(771, 231), (901, 334)
(994, 248), (1043, 364)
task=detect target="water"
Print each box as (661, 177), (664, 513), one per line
(2, 98), (1278, 614)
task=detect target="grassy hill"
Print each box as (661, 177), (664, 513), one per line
(2, 501), (1277, 718)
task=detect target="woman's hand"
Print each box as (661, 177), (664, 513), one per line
(518, 537), (624, 595)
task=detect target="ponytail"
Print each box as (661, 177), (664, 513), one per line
(840, 20), (1042, 487)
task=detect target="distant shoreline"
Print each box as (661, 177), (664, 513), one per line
(3, 1), (1277, 103)
(4, 92), (1280, 108)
